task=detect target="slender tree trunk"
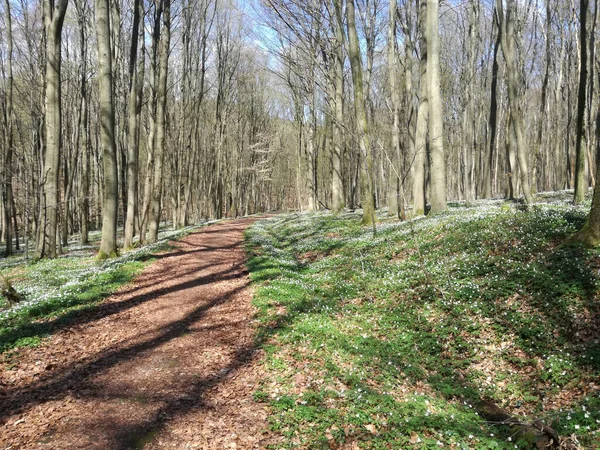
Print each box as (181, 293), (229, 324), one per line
(387, 0), (402, 218)
(3, 0), (15, 256)
(413, 0), (428, 216)
(332, 22), (345, 214)
(575, 0), (590, 204)
(36, 0), (69, 259)
(427, 0), (446, 213)
(96, 0), (118, 258)
(148, 0), (170, 243)
(484, 10), (501, 199)
(506, 112), (517, 199)
(140, 3), (162, 242)
(74, 0), (90, 245)
(341, 0), (376, 226)
(496, 0), (534, 205)
(124, 0), (144, 250)
(463, 0), (478, 204)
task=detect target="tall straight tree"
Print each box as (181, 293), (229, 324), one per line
(123, 0), (144, 250)
(338, 0), (376, 226)
(139, 1), (163, 243)
(2, 0), (15, 256)
(35, 0), (69, 259)
(96, 0), (119, 258)
(574, 0), (589, 204)
(413, 0), (428, 216)
(75, 0), (91, 245)
(387, 0), (404, 219)
(148, 0), (171, 243)
(496, 0), (534, 205)
(483, 6), (501, 199)
(331, 2), (345, 214)
(427, 0), (446, 213)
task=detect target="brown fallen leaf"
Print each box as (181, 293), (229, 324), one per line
(365, 424), (376, 434)
(410, 431), (421, 444)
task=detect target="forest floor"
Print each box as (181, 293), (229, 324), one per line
(245, 193), (600, 449)
(0, 218), (272, 449)
(2, 193), (600, 450)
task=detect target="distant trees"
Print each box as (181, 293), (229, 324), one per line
(2, 0), (600, 254)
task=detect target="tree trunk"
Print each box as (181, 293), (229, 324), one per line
(427, 0), (447, 213)
(484, 9), (501, 199)
(3, 0), (15, 256)
(496, 0), (534, 205)
(387, 0), (402, 218)
(139, 2), (162, 243)
(96, 0), (119, 259)
(342, 0), (376, 226)
(148, 0), (170, 243)
(332, 22), (345, 214)
(413, 0), (428, 216)
(124, 0), (144, 250)
(36, 0), (69, 259)
(574, 0), (589, 204)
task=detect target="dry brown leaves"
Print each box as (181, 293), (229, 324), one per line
(0, 218), (273, 449)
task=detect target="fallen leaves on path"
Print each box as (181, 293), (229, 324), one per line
(0, 219), (272, 449)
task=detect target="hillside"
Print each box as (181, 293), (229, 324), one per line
(246, 193), (600, 449)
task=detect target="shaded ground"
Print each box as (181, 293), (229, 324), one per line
(0, 218), (270, 449)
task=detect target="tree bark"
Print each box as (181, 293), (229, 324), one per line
(148, 0), (170, 243)
(484, 8), (501, 199)
(36, 0), (69, 259)
(3, 0), (15, 256)
(342, 0), (376, 226)
(413, 0), (428, 216)
(124, 0), (144, 250)
(387, 0), (402, 218)
(332, 15), (345, 214)
(574, 0), (589, 204)
(96, 0), (119, 259)
(496, 0), (534, 205)
(427, 0), (447, 213)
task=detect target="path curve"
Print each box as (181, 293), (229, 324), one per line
(0, 218), (269, 449)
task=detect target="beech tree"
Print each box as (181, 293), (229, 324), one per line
(1, 0), (600, 255)
(495, 0), (533, 205)
(35, 0), (69, 259)
(96, 0), (118, 258)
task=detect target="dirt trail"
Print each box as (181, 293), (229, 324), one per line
(0, 218), (270, 449)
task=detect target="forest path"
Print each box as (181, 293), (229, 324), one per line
(0, 218), (270, 449)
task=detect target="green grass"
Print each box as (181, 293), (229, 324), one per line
(0, 222), (216, 354)
(246, 195), (600, 449)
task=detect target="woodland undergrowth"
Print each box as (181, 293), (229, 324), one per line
(246, 191), (600, 449)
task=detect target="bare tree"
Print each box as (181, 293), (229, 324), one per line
(339, 0), (376, 225)
(427, 0), (446, 213)
(148, 0), (170, 243)
(2, 0), (15, 256)
(95, 0), (118, 258)
(574, 0), (589, 204)
(123, 0), (144, 250)
(496, 0), (533, 205)
(35, 0), (69, 259)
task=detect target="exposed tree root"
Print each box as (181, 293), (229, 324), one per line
(0, 274), (22, 307)
(478, 399), (563, 449)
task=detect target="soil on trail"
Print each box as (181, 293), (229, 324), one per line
(0, 218), (271, 449)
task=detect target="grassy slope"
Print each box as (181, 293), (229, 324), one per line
(246, 194), (600, 449)
(0, 223), (216, 354)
